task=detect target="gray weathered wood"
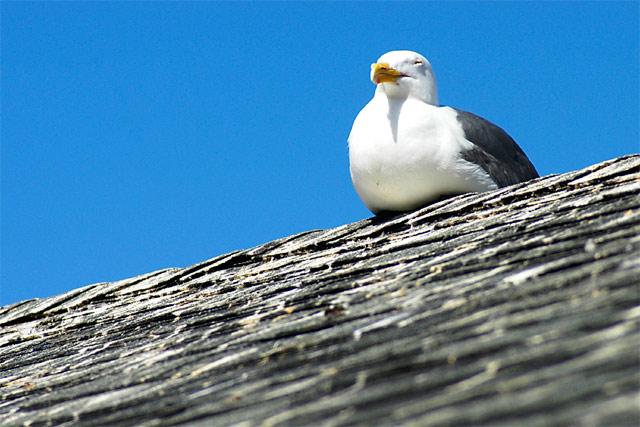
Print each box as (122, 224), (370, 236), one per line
(1, 155), (639, 426)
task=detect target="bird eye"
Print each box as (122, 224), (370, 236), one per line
(414, 60), (423, 65)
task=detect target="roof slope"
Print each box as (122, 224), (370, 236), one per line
(1, 155), (639, 426)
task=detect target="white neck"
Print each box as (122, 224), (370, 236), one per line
(377, 77), (439, 106)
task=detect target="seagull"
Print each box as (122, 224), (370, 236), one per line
(348, 50), (539, 214)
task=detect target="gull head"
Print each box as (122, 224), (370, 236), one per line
(370, 50), (439, 105)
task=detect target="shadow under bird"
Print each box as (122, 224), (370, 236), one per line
(348, 50), (539, 215)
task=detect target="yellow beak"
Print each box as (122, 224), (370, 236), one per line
(371, 62), (407, 84)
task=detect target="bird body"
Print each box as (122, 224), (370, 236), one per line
(348, 51), (538, 214)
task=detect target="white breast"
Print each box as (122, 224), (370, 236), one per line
(348, 96), (497, 213)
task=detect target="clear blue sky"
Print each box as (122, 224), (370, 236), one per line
(2, 2), (638, 306)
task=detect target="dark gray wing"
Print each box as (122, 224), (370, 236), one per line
(453, 108), (539, 187)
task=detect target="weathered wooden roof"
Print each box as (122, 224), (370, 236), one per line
(1, 155), (639, 426)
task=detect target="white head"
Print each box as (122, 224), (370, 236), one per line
(370, 50), (439, 106)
